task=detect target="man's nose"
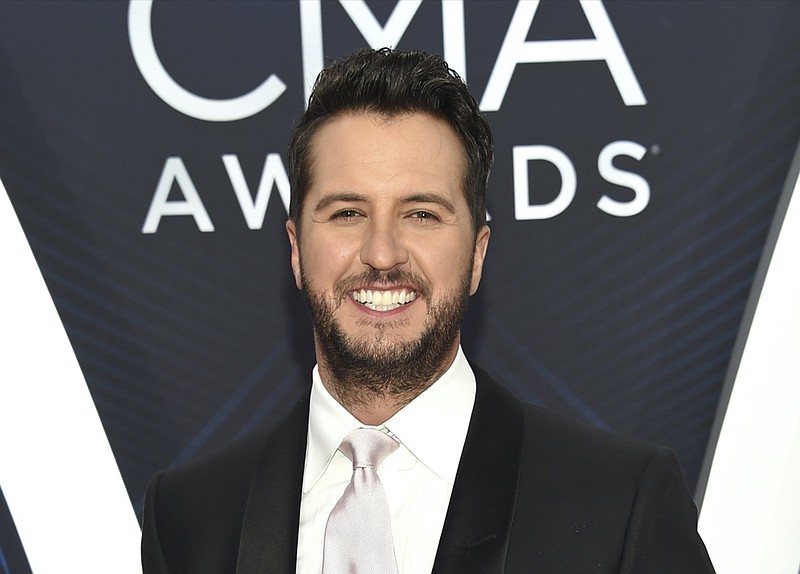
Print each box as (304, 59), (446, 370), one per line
(359, 220), (409, 271)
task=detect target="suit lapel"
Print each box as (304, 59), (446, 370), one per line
(236, 392), (310, 574)
(432, 367), (524, 574)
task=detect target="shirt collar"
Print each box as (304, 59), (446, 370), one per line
(302, 347), (476, 492)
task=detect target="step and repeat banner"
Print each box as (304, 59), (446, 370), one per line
(1, 1), (799, 572)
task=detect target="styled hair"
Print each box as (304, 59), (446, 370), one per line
(287, 47), (493, 233)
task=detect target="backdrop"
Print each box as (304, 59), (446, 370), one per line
(1, 1), (799, 572)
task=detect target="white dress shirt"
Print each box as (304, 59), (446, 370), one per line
(295, 347), (477, 574)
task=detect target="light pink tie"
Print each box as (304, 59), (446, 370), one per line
(322, 428), (400, 574)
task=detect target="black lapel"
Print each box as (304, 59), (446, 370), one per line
(236, 392), (310, 574)
(432, 366), (524, 574)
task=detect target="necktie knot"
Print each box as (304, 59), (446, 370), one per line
(339, 427), (398, 470)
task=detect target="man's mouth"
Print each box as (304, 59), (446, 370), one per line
(350, 288), (417, 312)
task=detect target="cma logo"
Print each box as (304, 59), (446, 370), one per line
(132, 0), (650, 233)
(128, 0), (645, 119)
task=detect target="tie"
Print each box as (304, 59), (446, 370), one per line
(322, 428), (400, 574)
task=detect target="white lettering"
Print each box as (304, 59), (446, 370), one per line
(142, 157), (214, 233)
(442, 0), (467, 83)
(481, 0), (646, 111)
(513, 145), (577, 220)
(340, 0), (422, 48)
(301, 0), (423, 106)
(300, 0), (325, 106)
(128, 0), (287, 121)
(224, 153), (291, 229)
(597, 140), (650, 217)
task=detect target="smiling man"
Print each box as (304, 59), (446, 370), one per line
(141, 48), (715, 574)
(287, 111), (489, 427)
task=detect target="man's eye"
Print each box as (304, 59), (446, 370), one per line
(331, 209), (361, 220)
(410, 210), (440, 222)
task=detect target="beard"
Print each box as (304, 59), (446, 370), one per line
(301, 263), (472, 409)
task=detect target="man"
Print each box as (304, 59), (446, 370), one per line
(141, 48), (715, 573)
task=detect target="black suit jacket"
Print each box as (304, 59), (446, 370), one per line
(141, 367), (715, 573)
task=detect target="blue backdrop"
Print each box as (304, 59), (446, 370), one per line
(1, 1), (799, 570)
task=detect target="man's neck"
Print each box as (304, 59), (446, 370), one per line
(340, 396), (405, 426)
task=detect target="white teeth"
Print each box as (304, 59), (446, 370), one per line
(351, 288), (417, 310)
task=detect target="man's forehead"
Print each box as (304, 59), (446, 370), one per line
(306, 111), (467, 184)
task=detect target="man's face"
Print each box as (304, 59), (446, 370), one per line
(286, 112), (489, 395)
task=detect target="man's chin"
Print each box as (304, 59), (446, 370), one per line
(336, 336), (428, 368)
(346, 325), (423, 345)
(317, 327), (459, 405)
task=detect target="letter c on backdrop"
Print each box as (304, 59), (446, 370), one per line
(127, 0), (287, 122)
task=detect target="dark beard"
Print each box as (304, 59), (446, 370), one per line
(301, 265), (472, 409)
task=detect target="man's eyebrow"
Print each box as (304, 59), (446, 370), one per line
(313, 193), (367, 212)
(402, 193), (456, 214)
(313, 192), (457, 214)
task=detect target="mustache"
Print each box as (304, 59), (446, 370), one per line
(333, 267), (431, 300)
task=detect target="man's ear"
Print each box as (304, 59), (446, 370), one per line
(469, 225), (490, 296)
(286, 219), (302, 289)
